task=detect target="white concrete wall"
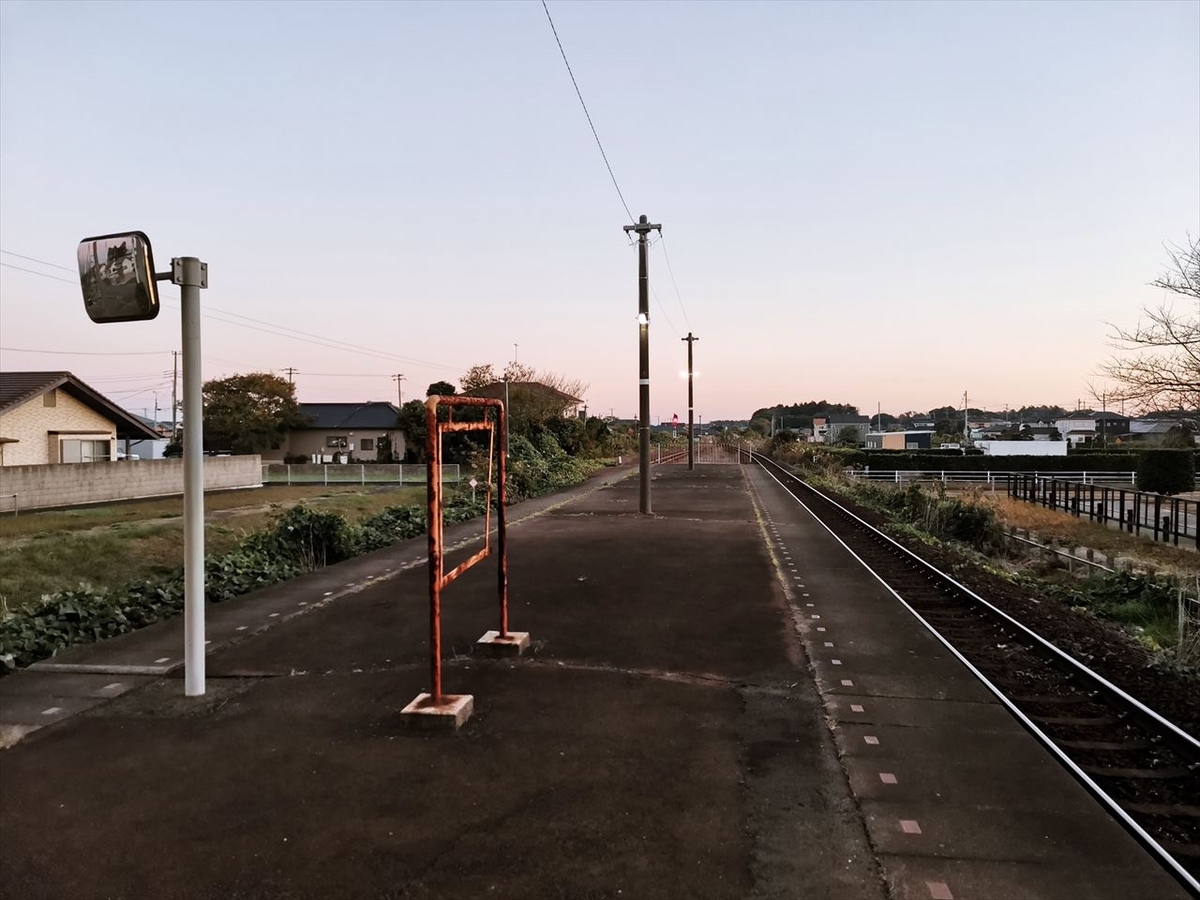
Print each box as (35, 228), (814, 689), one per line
(978, 440), (1069, 456)
(0, 456), (262, 513)
(0, 389), (115, 466)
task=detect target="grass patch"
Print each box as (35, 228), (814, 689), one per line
(0, 485), (418, 541)
(0, 486), (427, 615)
(983, 495), (1199, 577)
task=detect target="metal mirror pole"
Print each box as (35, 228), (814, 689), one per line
(176, 257), (208, 696)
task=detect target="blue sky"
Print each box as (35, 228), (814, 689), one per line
(1, 0), (1197, 422)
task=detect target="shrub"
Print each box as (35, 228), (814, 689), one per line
(839, 480), (1005, 554)
(0, 447), (594, 672)
(1136, 449), (1195, 495)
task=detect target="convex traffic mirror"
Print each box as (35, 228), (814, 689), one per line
(77, 231), (160, 323)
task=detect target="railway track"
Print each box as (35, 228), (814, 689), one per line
(751, 452), (1200, 894)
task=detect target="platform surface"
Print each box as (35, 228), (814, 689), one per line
(0, 463), (1188, 899)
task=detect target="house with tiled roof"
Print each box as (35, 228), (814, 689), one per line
(272, 401), (403, 462)
(0, 371), (160, 466)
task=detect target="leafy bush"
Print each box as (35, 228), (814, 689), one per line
(0, 442), (595, 672)
(841, 481), (1005, 553)
(1135, 449), (1195, 495)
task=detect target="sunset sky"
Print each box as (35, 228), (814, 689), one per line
(1, 0), (1197, 422)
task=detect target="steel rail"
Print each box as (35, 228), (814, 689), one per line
(752, 454), (1200, 895)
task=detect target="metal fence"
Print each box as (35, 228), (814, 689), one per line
(847, 469), (1137, 489)
(1008, 474), (1197, 549)
(262, 463), (461, 486)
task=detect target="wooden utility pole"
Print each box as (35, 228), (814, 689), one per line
(282, 366), (298, 385)
(393, 373), (406, 408)
(683, 332), (699, 470)
(623, 214), (662, 514)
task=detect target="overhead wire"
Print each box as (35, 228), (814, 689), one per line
(657, 234), (692, 330)
(1, 346), (168, 357)
(0, 261), (76, 284)
(0, 248), (465, 374)
(0, 249), (74, 272)
(540, 0), (634, 224)
(537, 8), (699, 346)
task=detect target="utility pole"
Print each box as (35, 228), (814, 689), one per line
(962, 390), (970, 453)
(393, 373), (406, 408)
(683, 332), (698, 470)
(283, 366), (298, 385)
(623, 214), (661, 514)
(171, 350), (180, 438)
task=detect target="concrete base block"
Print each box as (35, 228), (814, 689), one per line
(400, 693), (473, 730)
(476, 630), (530, 657)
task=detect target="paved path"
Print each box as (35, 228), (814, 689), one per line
(0, 464), (1187, 899)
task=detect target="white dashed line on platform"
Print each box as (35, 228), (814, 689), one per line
(900, 819), (921, 834)
(864, 735), (879, 745)
(880, 773), (898, 784)
(42, 707), (62, 716)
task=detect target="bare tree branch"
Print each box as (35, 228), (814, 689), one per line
(1099, 236), (1200, 413)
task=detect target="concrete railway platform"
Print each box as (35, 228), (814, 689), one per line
(0, 464), (1188, 899)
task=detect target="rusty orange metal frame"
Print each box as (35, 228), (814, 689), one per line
(425, 395), (507, 704)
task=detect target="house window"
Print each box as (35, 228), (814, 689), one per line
(60, 439), (111, 463)
(326, 435), (348, 448)
(359, 438), (375, 452)
(43, 390), (57, 408)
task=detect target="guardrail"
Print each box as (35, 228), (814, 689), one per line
(262, 463), (460, 486)
(1008, 474), (1197, 549)
(846, 470), (1137, 489)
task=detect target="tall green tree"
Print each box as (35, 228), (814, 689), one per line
(426, 380), (456, 397)
(396, 400), (428, 462)
(202, 372), (308, 454)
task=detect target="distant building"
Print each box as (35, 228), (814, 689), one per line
(0, 371), (160, 466)
(813, 414), (871, 445)
(1053, 413), (1130, 447)
(272, 402), (403, 462)
(864, 431), (934, 450)
(977, 440), (1069, 457)
(463, 381), (584, 421)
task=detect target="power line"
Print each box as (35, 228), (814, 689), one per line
(1, 346), (169, 357)
(540, 0), (634, 223)
(0, 261), (76, 283)
(0, 249), (75, 272)
(649, 284), (680, 337)
(1, 248), (465, 374)
(657, 234), (692, 330)
(290, 372), (395, 377)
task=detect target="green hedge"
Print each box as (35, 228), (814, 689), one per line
(854, 453), (1138, 472)
(1135, 449), (1196, 495)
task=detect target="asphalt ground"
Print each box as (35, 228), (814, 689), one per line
(0, 463), (1186, 899)
(0, 464), (881, 900)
